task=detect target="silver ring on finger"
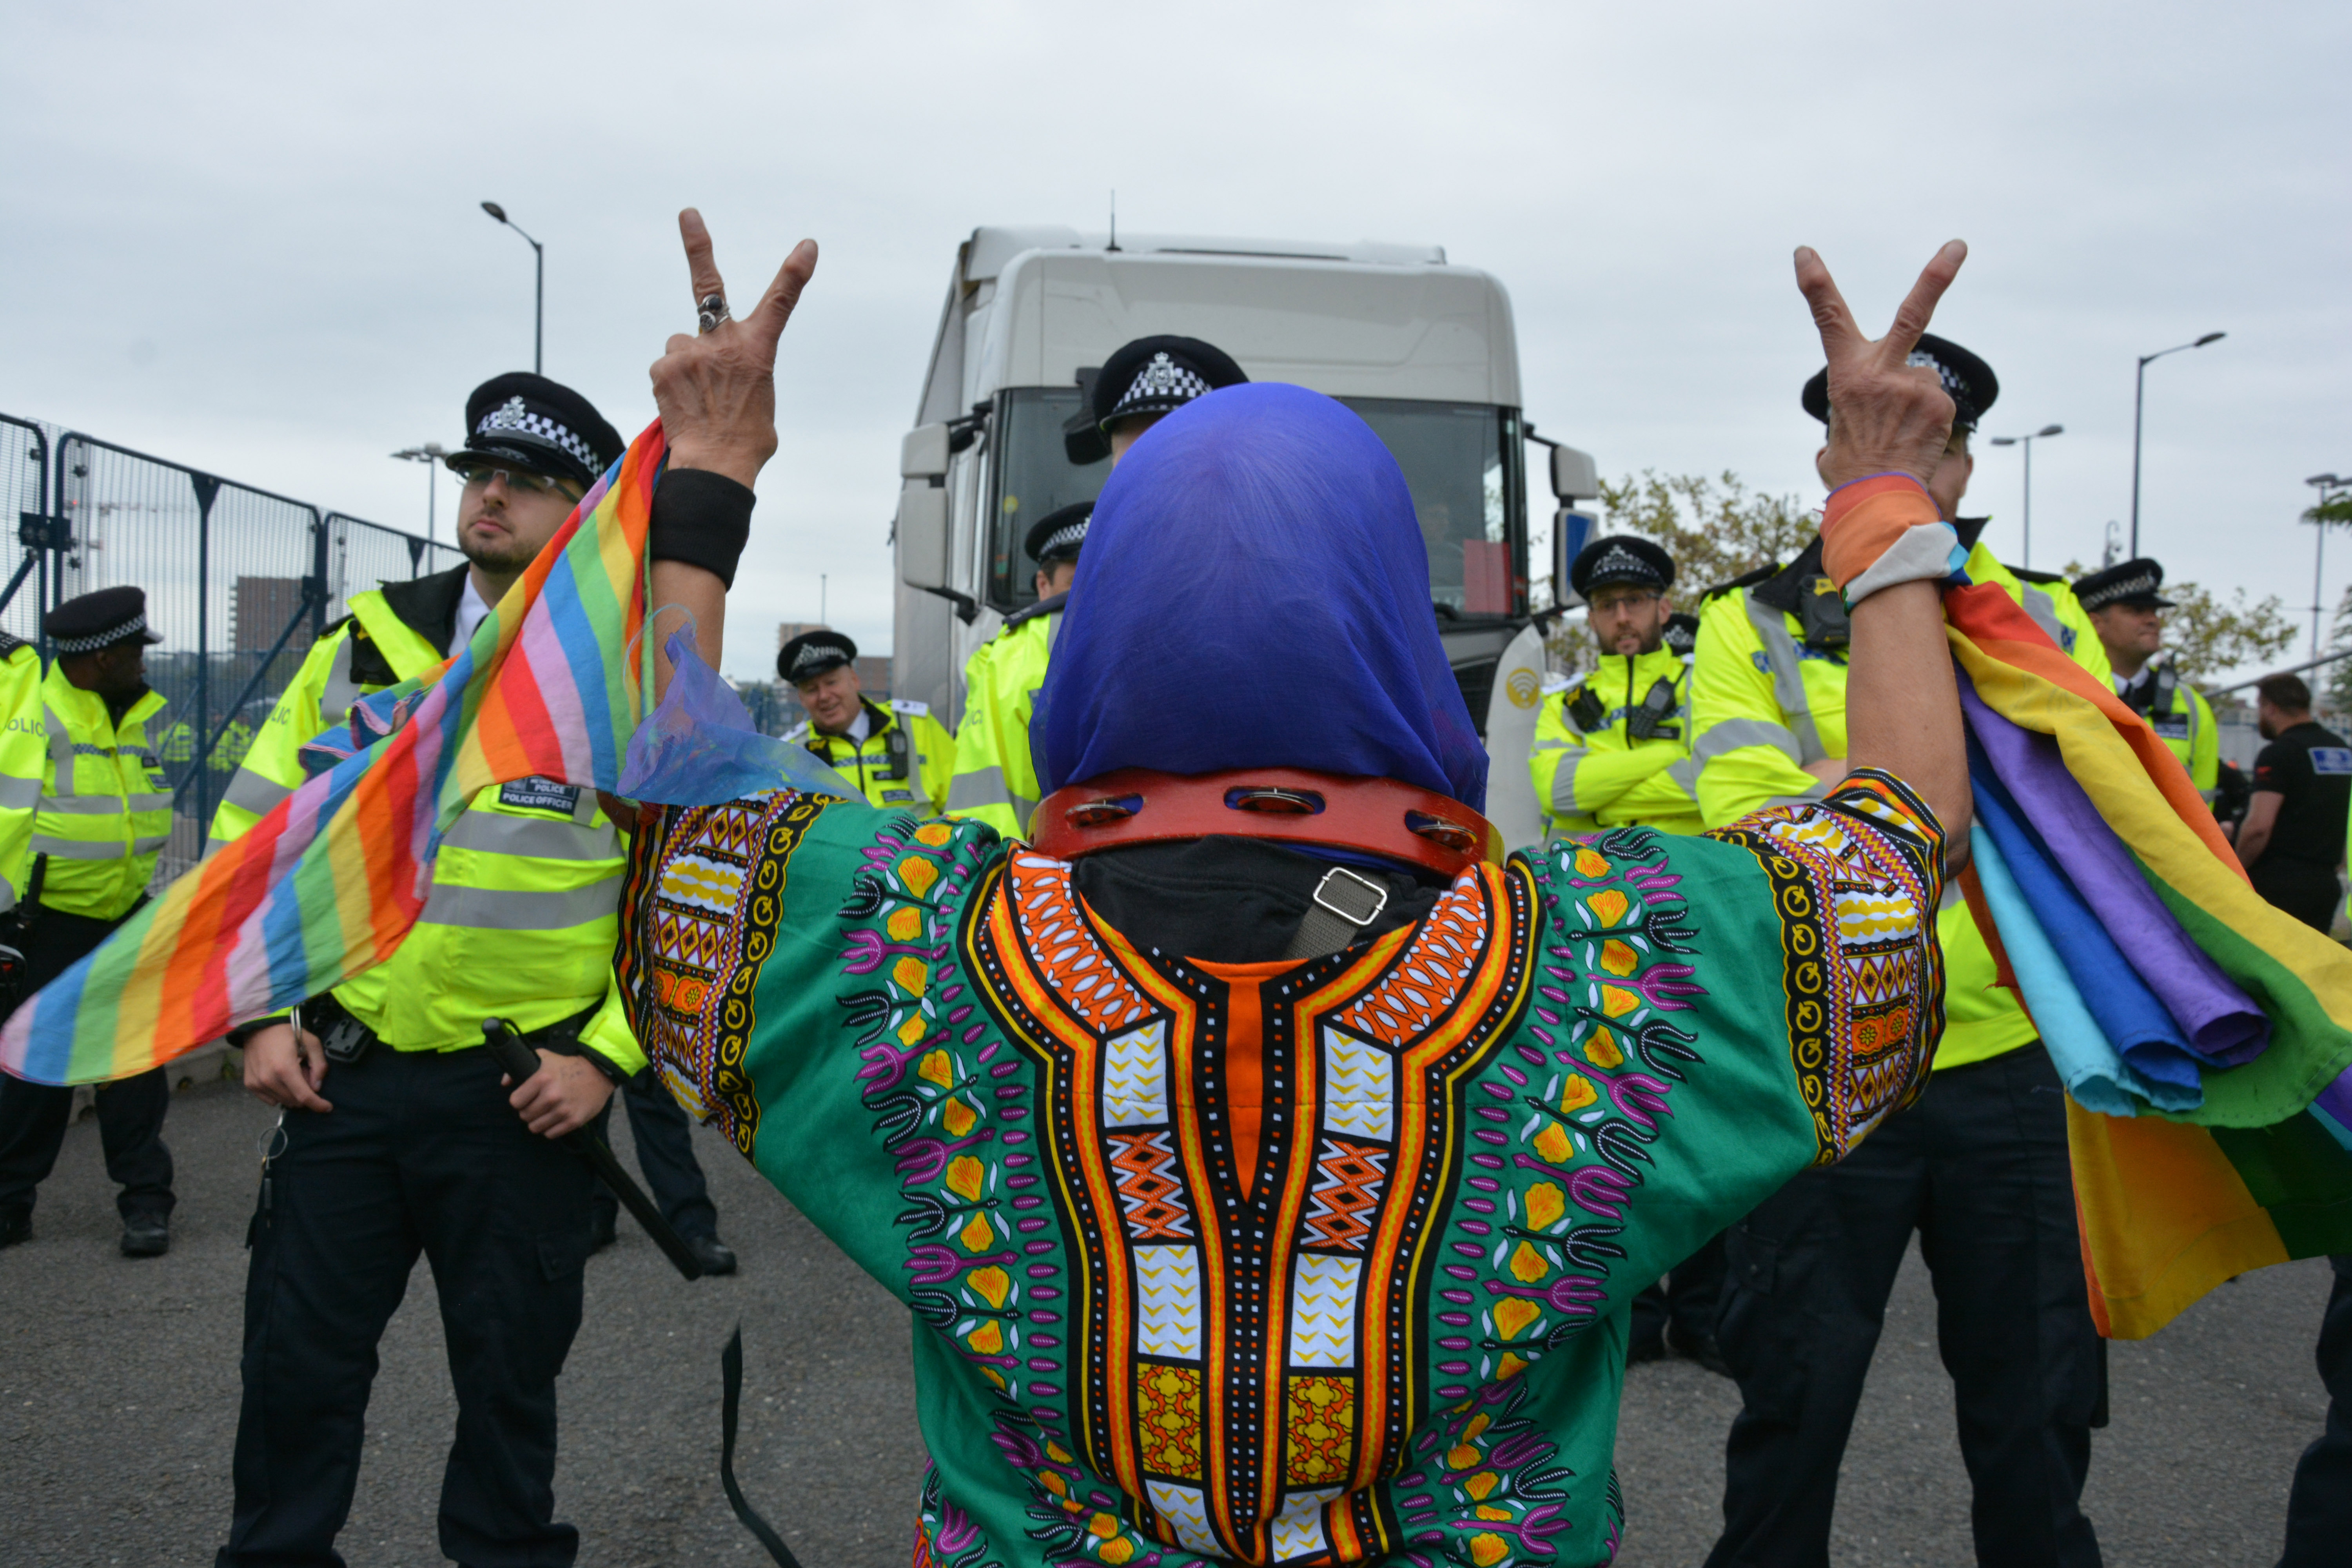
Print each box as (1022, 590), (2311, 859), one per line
(697, 292), (731, 335)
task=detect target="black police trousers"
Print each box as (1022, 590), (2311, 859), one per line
(1706, 1044), (2105, 1568)
(2280, 1254), (2352, 1568)
(0, 906), (172, 1221)
(218, 1044), (593, 1568)
(1629, 1231), (1726, 1356)
(588, 1071), (717, 1241)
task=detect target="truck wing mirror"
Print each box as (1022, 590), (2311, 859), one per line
(1550, 444), (1599, 503)
(898, 484), (951, 593)
(901, 423), (951, 481)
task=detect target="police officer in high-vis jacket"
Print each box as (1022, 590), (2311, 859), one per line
(948, 335), (1248, 838)
(1698, 338), (2112, 1568)
(212, 374), (731, 1564)
(780, 629), (950, 812)
(0, 588), (174, 1256)
(2076, 557), (2219, 801)
(1531, 535), (1701, 840)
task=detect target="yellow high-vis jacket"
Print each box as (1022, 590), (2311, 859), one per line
(2115, 661), (2220, 800)
(1529, 646), (1702, 839)
(0, 639), (47, 915)
(32, 659), (172, 923)
(947, 596), (1060, 839)
(207, 566), (643, 1073)
(1690, 532), (2111, 1071)
(789, 697), (953, 815)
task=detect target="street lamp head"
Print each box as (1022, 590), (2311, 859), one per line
(2194, 332), (2225, 348)
(1989, 436), (2018, 447)
(2308, 473), (2343, 489)
(2037, 424), (2065, 438)
(481, 201), (508, 223)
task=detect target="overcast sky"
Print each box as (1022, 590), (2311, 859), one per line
(5, 1), (2345, 684)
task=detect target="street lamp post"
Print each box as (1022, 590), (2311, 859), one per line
(480, 201), (544, 374)
(2307, 472), (2350, 661)
(391, 443), (446, 543)
(2129, 331), (2225, 556)
(1987, 423), (2064, 569)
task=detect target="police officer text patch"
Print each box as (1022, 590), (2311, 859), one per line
(2310, 748), (2352, 776)
(499, 776), (583, 813)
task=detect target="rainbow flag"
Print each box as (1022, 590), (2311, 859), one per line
(1945, 580), (2352, 1337)
(0, 422), (666, 1087)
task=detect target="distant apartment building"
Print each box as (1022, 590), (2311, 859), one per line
(233, 576), (316, 653)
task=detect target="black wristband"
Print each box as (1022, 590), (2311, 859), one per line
(649, 468), (755, 589)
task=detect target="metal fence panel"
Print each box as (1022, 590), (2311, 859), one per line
(0, 416), (52, 645)
(38, 427), (457, 886)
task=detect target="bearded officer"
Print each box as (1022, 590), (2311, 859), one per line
(2075, 557), (2218, 801)
(1532, 535), (1701, 840)
(0, 588), (174, 1256)
(780, 628), (950, 813)
(948, 333), (1252, 837)
(211, 372), (735, 1564)
(1697, 336), (2111, 1568)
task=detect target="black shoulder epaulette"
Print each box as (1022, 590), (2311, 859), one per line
(0, 632), (30, 661)
(1704, 561), (1780, 602)
(2009, 564), (2066, 586)
(1005, 590), (1070, 630)
(320, 612), (356, 639)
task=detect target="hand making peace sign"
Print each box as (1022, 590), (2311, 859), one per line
(648, 208), (820, 488)
(1800, 239), (1968, 494)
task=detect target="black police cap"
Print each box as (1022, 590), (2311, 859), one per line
(45, 585), (163, 653)
(1571, 535), (1675, 600)
(777, 629), (858, 685)
(1024, 502), (1094, 567)
(1802, 332), (1998, 432)
(449, 372), (626, 490)
(1060, 335), (1251, 468)
(2073, 557), (2176, 612)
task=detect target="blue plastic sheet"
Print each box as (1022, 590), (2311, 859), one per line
(619, 628), (858, 806)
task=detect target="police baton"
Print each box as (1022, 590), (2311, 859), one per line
(481, 1018), (705, 1281)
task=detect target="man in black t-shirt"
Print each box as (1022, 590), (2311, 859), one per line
(2236, 673), (2351, 932)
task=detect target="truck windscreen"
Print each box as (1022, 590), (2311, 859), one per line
(987, 388), (1525, 618)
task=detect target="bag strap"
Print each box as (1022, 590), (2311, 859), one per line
(721, 1325), (804, 1568)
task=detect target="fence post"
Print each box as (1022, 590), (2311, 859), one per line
(191, 472), (220, 831)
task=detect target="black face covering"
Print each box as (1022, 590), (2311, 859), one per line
(1071, 837), (1443, 965)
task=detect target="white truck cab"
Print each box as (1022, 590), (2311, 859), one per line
(893, 225), (1597, 848)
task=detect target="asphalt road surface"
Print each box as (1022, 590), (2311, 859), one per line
(4, 1073), (2335, 1567)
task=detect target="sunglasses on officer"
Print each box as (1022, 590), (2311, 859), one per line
(448, 456), (582, 498)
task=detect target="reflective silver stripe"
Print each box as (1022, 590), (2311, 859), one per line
(1666, 754), (1704, 796)
(1550, 746), (1589, 813)
(129, 792), (172, 813)
(201, 835), (236, 861)
(0, 874), (15, 914)
(442, 811), (620, 862)
(0, 775), (40, 809)
(2017, 585), (2067, 648)
(417, 881), (619, 931)
(44, 707), (74, 798)
(221, 769), (292, 818)
(132, 833), (171, 855)
(1744, 598), (1827, 762)
(30, 835), (129, 860)
(2198, 787), (2220, 803)
(948, 766), (1014, 811)
(1693, 717), (1805, 764)
(40, 795), (127, 816)
(318, 635), (363, 730)
(1531, 739), (1575, 753)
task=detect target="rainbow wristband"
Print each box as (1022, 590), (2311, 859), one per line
(1821, 473), (1967, 603)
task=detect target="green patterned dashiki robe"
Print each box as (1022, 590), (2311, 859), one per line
(616, 770), (1946, 1568)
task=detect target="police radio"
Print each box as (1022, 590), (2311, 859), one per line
(1626, 677), (1682, 741)
(1565, 686), (1607, 734)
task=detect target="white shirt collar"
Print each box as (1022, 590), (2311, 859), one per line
(452, 575), (492, 653)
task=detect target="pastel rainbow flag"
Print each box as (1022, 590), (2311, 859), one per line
(0, 422), (666, 1086)
(1945, 580), (2352, 1338)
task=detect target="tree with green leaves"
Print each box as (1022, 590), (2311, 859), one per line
(2054, 560), (2295, 686)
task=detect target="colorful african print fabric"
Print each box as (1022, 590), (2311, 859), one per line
(616, 771), (1944, 1568)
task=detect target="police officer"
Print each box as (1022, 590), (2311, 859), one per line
(2234, 673), (2350, 933)
(1696, 338), (2109, 1568)
(1530, 535), (1723, 1371)
(0, 588), (174, 1255)
(779, 628), (950, 812)
(1532, 535), (1701, 840)
(211, 373), (729, 1564)
(2075, 558), (2219, 800)
(948, 335), (1250, 837)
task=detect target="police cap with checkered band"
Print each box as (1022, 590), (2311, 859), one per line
(1802, 332), (1999, 433)
(1570, 535), (1675, 600)
(2073, 557), (2176, 612)
(45, 585), (165, 653)
(1024, 501), (1095, 568)
(448, 372), (626, 490)
(778, 628), (858, 686)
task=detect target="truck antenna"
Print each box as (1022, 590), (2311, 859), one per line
(1107, 190), (1119, 252)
